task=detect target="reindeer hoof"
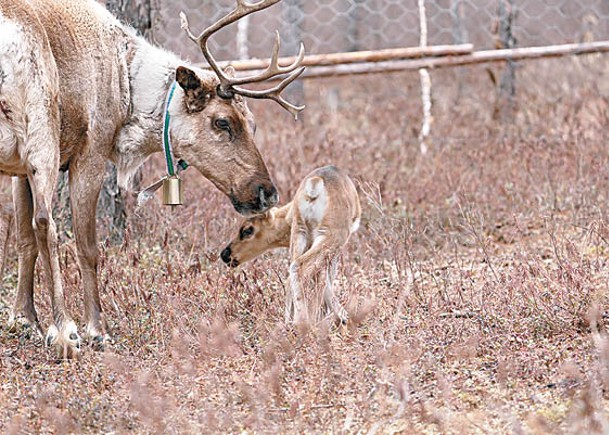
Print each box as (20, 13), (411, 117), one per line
(89, 334), (112, 351)
(8, 313), (43, 339)
(85, 324), (111, 351)
(45, 321), (81, 359)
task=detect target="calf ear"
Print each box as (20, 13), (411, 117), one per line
(176, 66), (212, 113)
(266, 207), (277, 220)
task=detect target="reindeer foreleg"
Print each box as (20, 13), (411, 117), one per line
(288, 229), (309, 324)
(69, 152), (110, 349)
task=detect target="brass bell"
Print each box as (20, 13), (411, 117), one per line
(162, 176), (184, 205)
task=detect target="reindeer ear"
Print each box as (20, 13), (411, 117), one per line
(176, 66), (212, 113)
(223, 65), (236, 78)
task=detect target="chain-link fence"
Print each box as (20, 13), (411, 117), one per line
(152, 0), (609, 63)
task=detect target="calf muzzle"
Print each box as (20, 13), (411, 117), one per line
(220, 245), (239, 267)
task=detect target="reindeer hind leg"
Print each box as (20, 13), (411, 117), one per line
(8, 178), (42, 337)
(28, 137), (81, 358)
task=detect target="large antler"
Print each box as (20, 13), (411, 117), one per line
(180, 0), (306, 118)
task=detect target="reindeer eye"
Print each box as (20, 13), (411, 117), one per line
(240, 226), (254, 240)
(214, 118), (231, 131)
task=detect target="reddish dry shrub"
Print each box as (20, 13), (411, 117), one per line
(1, 57), (609, 432)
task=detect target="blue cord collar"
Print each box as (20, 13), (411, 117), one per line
(162, 81), (188, 176)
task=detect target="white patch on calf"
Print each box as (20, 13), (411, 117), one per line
(299, 177), (327, 227)
(350, 217), (360, 234)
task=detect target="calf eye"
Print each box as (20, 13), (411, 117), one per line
(240, 226), (254, 240)
(214, 118), (231, 131)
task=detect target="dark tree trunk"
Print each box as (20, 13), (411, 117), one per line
(451, 0), (466, 103)
(55, 0), (153, 244)
(105, 0), (153, 39)
(100, 0), (152, 243)
(347, 0), (364, 52)
(495, 0), (517, 121)
(281, 0), (305, 121)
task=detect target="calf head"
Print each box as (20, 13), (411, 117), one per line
(221, 207), (288, 267)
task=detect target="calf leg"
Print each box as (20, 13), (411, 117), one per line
(69, 156), (108, 347)
(323, 257), (348, 324)
(284, 281), (294, 324)
(9, 178), (41, 335)
(290, 234), (346, 324)
(288, 229), (309, 324)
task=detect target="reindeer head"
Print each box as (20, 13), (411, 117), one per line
(177, 0), (305, 215)
(221, 206), (290, 267)
(170, 65), (278, 215)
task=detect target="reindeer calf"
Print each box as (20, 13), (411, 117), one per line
(221, 166), (361, 324)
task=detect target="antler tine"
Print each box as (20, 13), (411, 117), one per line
(180, 0), (282, 88)
(201, 0), (282, 40)
(233, 66), (306, 119)
(181, 0), (306, 117)
(179, 12), (198, 43)
(228, 33), (306, 87)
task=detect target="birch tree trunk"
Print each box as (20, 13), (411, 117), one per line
(237, 16), (250, 60)
(418, 0), (432, 155)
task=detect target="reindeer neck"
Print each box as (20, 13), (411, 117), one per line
(130, 41), (181, 128)
(113, 37), (184, 188)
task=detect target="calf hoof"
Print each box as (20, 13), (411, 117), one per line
(8, 313), (43, 339)
(45, 321), (81, 359)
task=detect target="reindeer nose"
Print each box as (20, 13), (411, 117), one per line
(258, 185), (278, 210)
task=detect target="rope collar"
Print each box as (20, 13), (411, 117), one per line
(136, 80), (189, 207)
(162, 81), (188, 176)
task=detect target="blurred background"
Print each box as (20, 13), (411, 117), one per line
(92, 0), (609, 242)
(152, 0), (609, 59)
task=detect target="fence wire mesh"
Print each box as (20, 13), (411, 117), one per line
(152, 0), (609, 62)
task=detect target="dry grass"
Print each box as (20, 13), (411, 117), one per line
(2, 56), (609, 433)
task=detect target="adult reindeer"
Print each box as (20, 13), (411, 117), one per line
(0, 0), (304, 358)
